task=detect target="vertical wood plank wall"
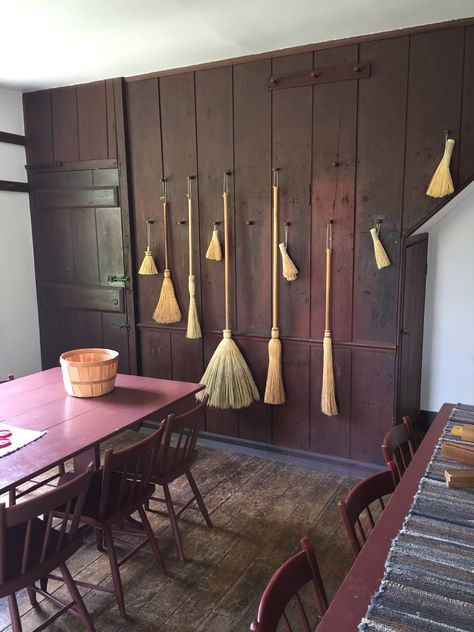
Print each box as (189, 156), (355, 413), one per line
(23, 24), (474, 464)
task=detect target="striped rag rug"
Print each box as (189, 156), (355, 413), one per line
(359, 404), (474, 632)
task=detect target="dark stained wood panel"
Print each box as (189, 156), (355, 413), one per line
(70, 208), (99, 284)
(102, 313), (130, 373)
(23, 90), (53, 165)
(234, 60), (272, 336)
(403, 28), (464, 234)
(237, 336), (271, 443)
(139, 328), (172, 379)
(350, 348), (396, 464)
(35, 187), (118, 208)
(272, 341), (310, 450)
(105, 79), (117, 159)
(77, 81), (109, 160)
(170, 331), (204, 414)
(126, 79), (163, 324)
(96, 207), (125, 286)
(310, 346), (351, 458)
(353, 37), (409, 346)
(51, 86), (79, 163)
(203, 334), (238, 436)
(195, 66), (233, 332)
(34, 207), (74, 285)
(159, 73), (199, 328)
(311, 45), (358, 343)
(272, 53), (313, 339)
(41, 283), (124, 313)
(460, 26), (474, 186)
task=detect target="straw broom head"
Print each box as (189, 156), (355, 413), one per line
(138, 220), (159, 275)
(205, 225), (222, 261)
(196, 330), (259, 409)
(186, 275), (202, 339)
(153, 269), (181, 324)
(264, 328), (286, 405)
(426, 138), (455, 198)
(279, 243), (298, 281)
(321, 330), (338, 416)
(370, 226), (391, 270)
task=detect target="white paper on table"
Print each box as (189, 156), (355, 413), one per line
(0, 425), (46, 458)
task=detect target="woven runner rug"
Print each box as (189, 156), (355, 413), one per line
(359, 404), (474, 632)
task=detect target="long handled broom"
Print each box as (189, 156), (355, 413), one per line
(264, 169), (285, 404)
(153, 178), (181, 324)
(186, 176), (202, 339)
(196, 172), (259, 409)
(321, 220), (338, 416)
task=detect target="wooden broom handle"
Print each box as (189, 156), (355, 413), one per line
(163, 200), (169, 270)
(272, 184), (279, 329)
(325, 222), (333, 331)
(188, 195), (193, 276)
(223, 189), (230, 331)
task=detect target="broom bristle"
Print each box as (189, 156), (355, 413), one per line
(264, 329), (286, 404)
(153, 270), (181, 324)
(369, 228), (391, 270)
(321, 331), (338, 416)
(279, 243), (299, 281)
(205, 228), (222, 261)
(186, 275), (202, 339)
(138, 248), (159, 275)
(196, 330), (259, 409)
(426, 138), (455, 198)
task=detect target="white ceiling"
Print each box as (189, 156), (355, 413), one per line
(1, 0), (473, 92)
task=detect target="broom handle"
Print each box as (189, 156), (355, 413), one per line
(223, 189), (230, 331)
(325, 222), (333, 331)
(163, 200), (169, 270)
(272, 184), (279, 330)
(188, 196), (193, 276)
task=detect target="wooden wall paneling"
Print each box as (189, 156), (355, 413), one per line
(350, 348), (396, 463)
(459, 26), (474, 185)
(51, 86), (79, 163)
(272, 53), (313, 339)
(402, 28), (464, 234)
(139, 328), (172, 379)
(43, 207), (75, 284)
(23, 90), (53, 165)
(203, 334), (238, 436)
(353, 37), (409, 346)
(37, 307), (62, 369)
(70, 208), (100, 285)
(105, 79), (117, 159)
(96, 206), (125, 286)
(311, 45), (358, 343)
(159, 72), (199, 328)
(77, 81), (109, 160)
(236, 336), (272, 443)
(233, 60), (272, 335)
(126, 79), (163, 324)
(102, 313), (130, 373)
(195, 66), (234, 332)
(34, 187), (117, 208)
(170, 331), (203, 414)
(272, 341), (310, 450)
(309, 346), (351, 457)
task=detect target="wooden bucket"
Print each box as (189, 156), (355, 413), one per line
(60, 348), (119, 398)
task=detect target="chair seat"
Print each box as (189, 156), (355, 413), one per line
(151, 447), (198, 482)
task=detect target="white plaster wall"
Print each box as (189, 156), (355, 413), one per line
(0, 87), (41, 378)
(420, 184), (474, 411)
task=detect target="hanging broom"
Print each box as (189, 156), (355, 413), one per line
(264, 169), (286, 405)
(426, 133), (455, 198)
(205, 222), (222, 261)
(321, 220), (338, 417)
(279, 222), (298, 281)
(186, 176), (202, 339)
(370, 220), (391, 270)
(138, 219), (159, 275)
(153, 178), (181, 324)
(196, 172), (259, 409)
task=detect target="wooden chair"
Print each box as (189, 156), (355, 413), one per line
(338, 469), (395, 558)
(250, 536), (328, 632)
(0, 465), (95, 632)
(381, 417), (416, 485)
(0, 374), (14, 383)
(58, 425), (166, 616)
(147, 395), (212, 560)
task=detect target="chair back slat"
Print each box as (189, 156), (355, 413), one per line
(338, 469), (395, 558)
(295, 593), (312, 632)
(21, 520), (33, 574)
(382, 422), (416, 484)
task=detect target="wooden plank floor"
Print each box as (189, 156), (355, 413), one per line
(0, 430), (358, 631)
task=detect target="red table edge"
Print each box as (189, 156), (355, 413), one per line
(317, 403), (455, 631)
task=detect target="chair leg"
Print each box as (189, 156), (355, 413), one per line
(163, 483), (186, 561)
(186, 469), (213, 527)
(26, 585), (38, 607)
(95, 527), (104, 551)
(8, 593), (22, 632)
(59, 563), (95, 632)
(103, 525), (126, 617)
(8, 488), (16, 506)
(58, 461), (66, 475)
(40, 576), (48, 592)
(137, 505), (167, 574)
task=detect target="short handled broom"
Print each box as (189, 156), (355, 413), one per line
(264, 168), (285, 405)
(138, 219), (159, 275)
(153, 178), (181, 324)
(186, 176), (202, 339)
(197, 172), (259, 409)
(321, 220), (338, 416)
(426, 133), (455, 198)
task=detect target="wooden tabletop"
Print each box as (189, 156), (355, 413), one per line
(317, 402), (455, 632)
(0, 368), (203, 494)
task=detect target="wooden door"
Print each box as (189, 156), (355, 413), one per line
(29, 167), (133, 373)
(397, 233), (428, 422)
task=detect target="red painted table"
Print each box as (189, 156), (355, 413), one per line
(0, 368), (203, 496)
(317, 402), (455, 632)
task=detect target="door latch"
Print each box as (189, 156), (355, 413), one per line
(107, 275), (129, 284)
